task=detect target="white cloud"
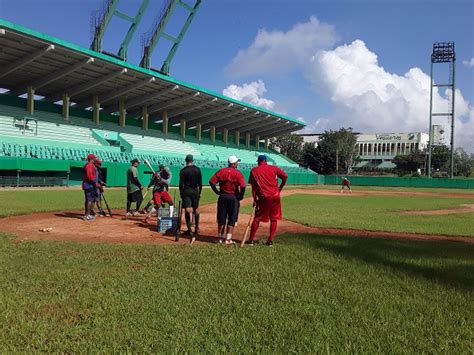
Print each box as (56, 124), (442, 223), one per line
(225, 16), (338, 78)
(223, 80), (275, 110)
(463, 58), (474, 68)
(224, 18), (474, 152)
(308, 40), (474, 151)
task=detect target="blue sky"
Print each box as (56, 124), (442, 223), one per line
(0, 0), (473, 149)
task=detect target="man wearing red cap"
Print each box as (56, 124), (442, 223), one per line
(209, 155), (246, 244)
(246, 155), (288, 247)
(82, 153), (99, 221)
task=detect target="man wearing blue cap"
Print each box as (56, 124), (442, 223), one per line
(247, 155), (288, 247)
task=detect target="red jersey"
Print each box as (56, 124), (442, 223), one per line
(209, 167), (246, 195)
(249, 162), (288, 198)
(343, 179), (350, 186)
(82, 161), (97, 190)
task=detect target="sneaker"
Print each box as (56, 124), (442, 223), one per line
(216, 237), (224, 244)
(225, 239), (235, 245)
(245, 240), (255, 246)
(82, 214), (95, 221)
(265, 240), (273, 247)
(132, 211), (140, 217)
(125, 212), (133, 217)
(183, 230), (193, 237)
(144, 216), (152, 224)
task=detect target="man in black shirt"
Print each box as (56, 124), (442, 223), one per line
(179, 154), (202, 243)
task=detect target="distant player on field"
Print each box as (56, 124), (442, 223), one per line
(341, 177), (352, 193)
(82, 153), (99, 221)
(144, 165), (174, 224)
(126, 158), (144, 216)
(179, 154), (202, 243)
(246, 155), (288, 247)
(209, 155), (246, 245)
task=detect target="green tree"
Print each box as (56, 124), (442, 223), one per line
(453, 148), (472, 177)
(270, 134), (304, 163)
(393, 151), (425, 176)
(431, 145), (450, 171)
(300, 128), (357, 174)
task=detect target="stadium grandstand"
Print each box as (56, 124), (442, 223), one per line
(0, 19), (316, 187)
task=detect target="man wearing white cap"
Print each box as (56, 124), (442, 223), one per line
(209, 155), (246, 244)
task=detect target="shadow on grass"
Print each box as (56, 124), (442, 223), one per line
(281, 233), (474, 291)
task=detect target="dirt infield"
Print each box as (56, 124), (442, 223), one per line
(2, 188), (473, 245)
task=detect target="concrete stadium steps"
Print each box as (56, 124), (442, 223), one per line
(0, 115), (101, 146)
(119, 133), (199, 156)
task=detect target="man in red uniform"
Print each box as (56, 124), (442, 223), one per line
(209, 155), (246, 245)
(82, 153), (99, 221)
(246, 155), (288, 247)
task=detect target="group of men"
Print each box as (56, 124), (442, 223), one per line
(82, 152), (288, 247)
(81, 153), (107, 221)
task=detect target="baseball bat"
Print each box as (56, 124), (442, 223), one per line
(240, 205), (256, 247)
(143, 159), (156, 174)
(101, 193), (113, 217)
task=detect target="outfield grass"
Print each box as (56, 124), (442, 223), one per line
(276, 194), (474, 237)
(0, 233), (472, 352)
(0, 188), (219, 218)
(302, 184), (474, 194)
(1, 187), (473, 352)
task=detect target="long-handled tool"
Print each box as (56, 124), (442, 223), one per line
(240, 205), (256, 247)
(101, 192), (113, 217)
(175, 199), (182, 241)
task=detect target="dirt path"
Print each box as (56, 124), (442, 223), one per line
(1, 188), (473, 246)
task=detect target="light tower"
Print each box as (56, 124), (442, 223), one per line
(427, 42), (456, 178)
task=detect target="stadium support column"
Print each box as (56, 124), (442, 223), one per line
(210, 126), (216, 143)
(119, 100), (126, 127)
(196, 123), (202, 141)
(162, 111), (168, 135)
(27, 86), (34, 115)
(142, 106), (148, 131)
(246, 133), (250, 148)
(265, 138), (269, 150)
(93, 95), (100, 125)
(235, 130), (240, 146)
(180, 119), (186, 140)
(255, 135), (260, 149)
(223, 128), (228, 145)
(62, 94), (70, 121)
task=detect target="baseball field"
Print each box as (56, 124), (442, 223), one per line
(1, 186), (473, 352)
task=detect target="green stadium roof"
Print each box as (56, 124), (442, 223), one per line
(0, 19), (304, 138)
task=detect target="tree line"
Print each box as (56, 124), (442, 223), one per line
(271, 129), (473, 177)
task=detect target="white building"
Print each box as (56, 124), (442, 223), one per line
(299, 132), (429, 169)
(354, 132), (429, 169)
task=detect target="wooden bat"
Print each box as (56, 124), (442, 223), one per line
(101, 192), (113, 217)
(175, 200), (182, 241)
(240, 205), (256, 247)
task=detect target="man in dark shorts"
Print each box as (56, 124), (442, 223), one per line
(209, 155), (246, 245)
(126, 158), (144, 216)
(246, 155), (288, 247)
(82, 153), (99, 221)
(179, 154), (202, 244)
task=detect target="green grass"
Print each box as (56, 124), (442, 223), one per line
(303, 184), (474, 194)
(243, 193), (474, 237)
(0, 188), (219, 218)
(0, 233), (472, 352)
(1, 187), (473, 351)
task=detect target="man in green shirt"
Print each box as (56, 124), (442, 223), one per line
(126, 159), (143, 216)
